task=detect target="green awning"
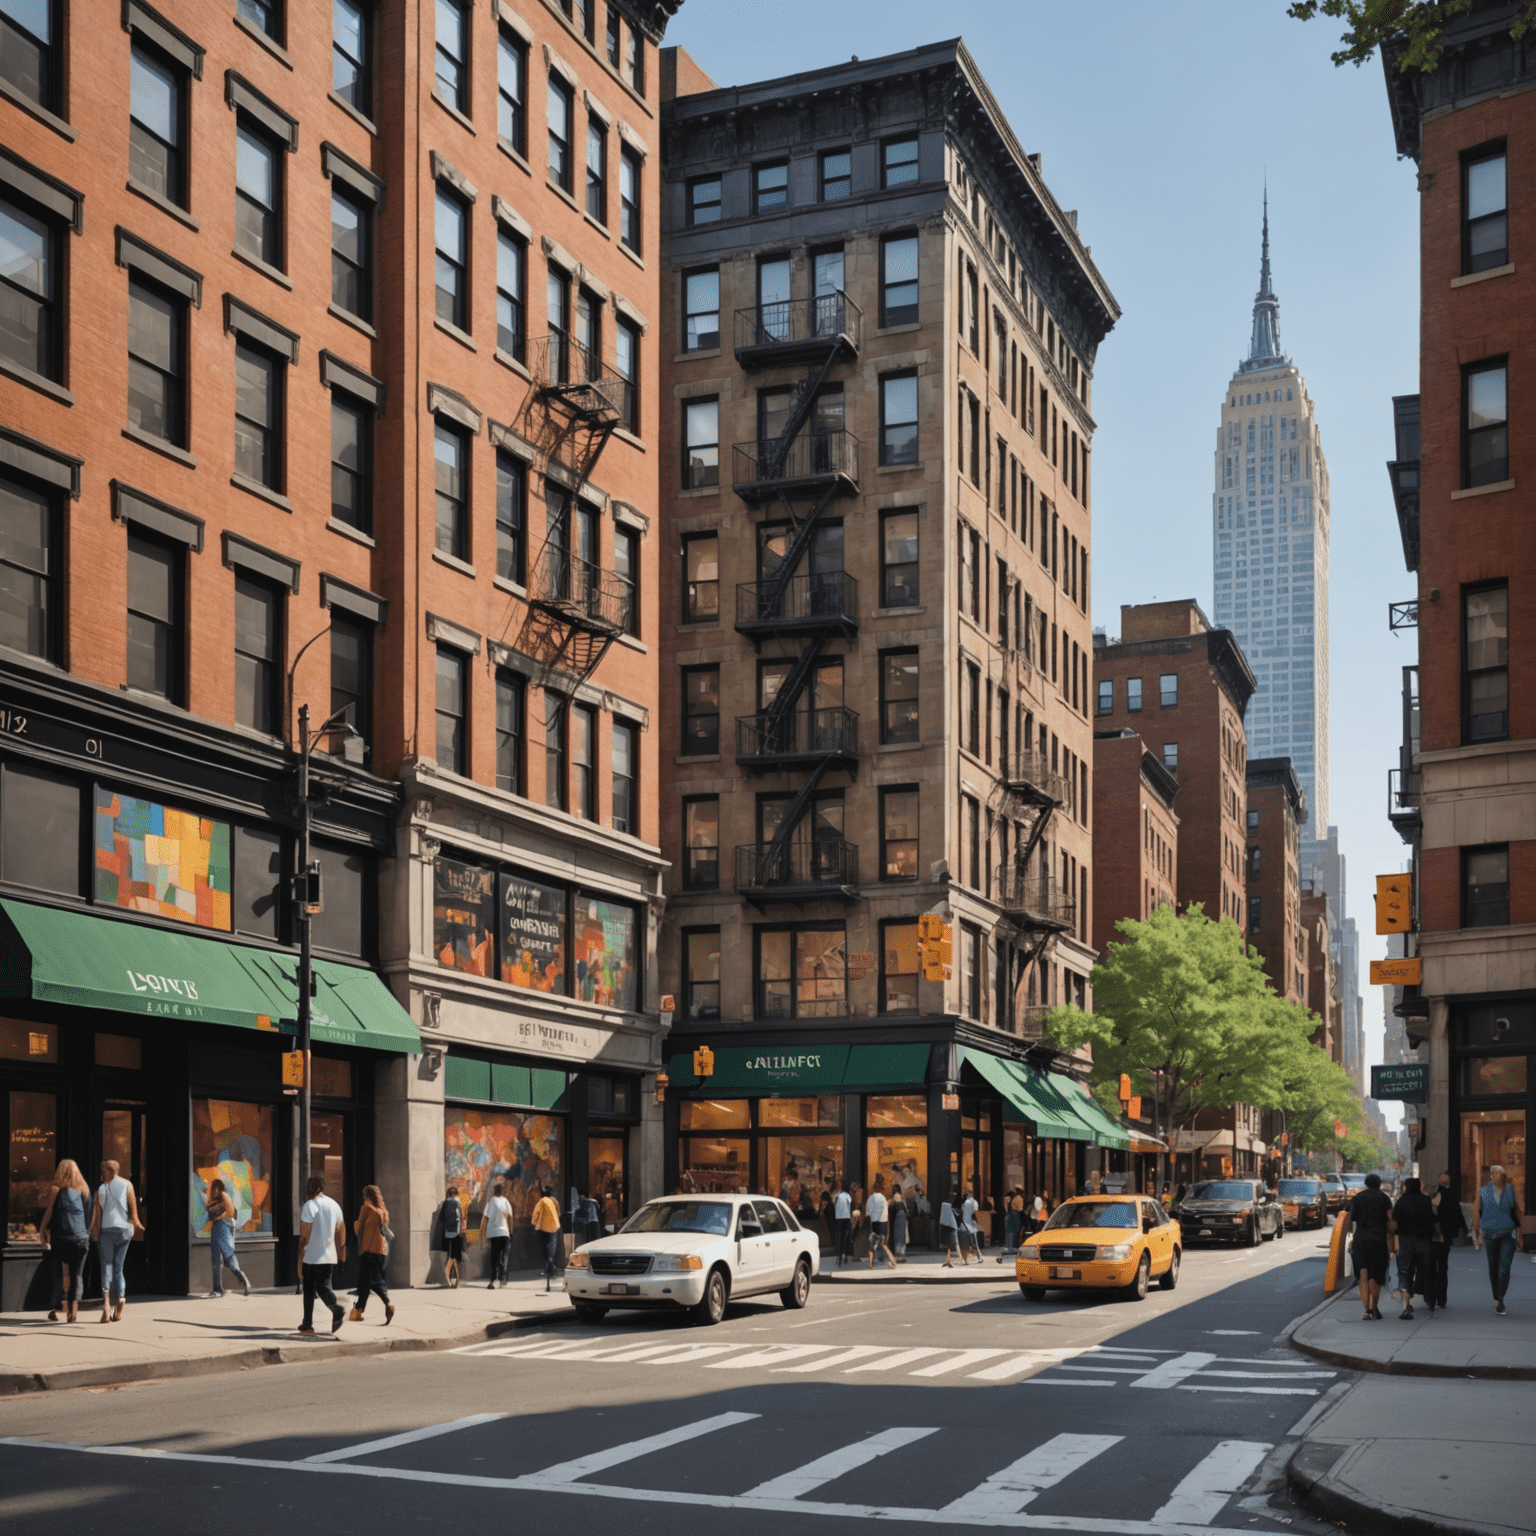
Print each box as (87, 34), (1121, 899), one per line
(0, 899), (419, 1053)
(958, 1047), (1091, 1140)
(1018, 1066), (1103, 1144)
(845, 1043), (932, 1089)
(669, 1041), (933, 1095)
(1066, 1083), (1132, 1151)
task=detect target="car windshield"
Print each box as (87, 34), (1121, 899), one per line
(621, 1201), (732, 1236)
(1188, 1182), (1255, 1201)
(1042, 1200), (1139, 1230)
(1278, 1180), (1322, 1196)
(1342, 1175), (1367, 1188)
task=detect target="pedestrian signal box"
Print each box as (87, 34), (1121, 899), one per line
(1375, 873), (1412, 934)
(692, 1046), (715, 1078)
(918, 916), (952, 981)
(1118, 1074), (1133, 1102)
(281, 1051), (306, 1089)
(1127, 1097), (1142, 1120)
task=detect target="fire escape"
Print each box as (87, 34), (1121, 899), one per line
(505, 334), (632, 686)
(729, 290), (863, 905)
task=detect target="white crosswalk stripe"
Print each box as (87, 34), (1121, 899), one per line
(1152, 1440), (1271, 1525)
(743, 1425), (939, 1500)
(941, 1432), (1124, 1515)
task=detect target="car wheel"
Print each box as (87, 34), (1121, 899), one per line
(692, 1266), (729, 1326)
(1247, 1217), (1261, 1247)
(1020, 1285), (1046, 1302)
(1275, 1216), (1284, 1239)
(1123, 1253), (1151, 1301)
(572, 1301), (608, 1324)
(1158, 1248), (1180, 1291)
(780, 1259), (812, 1310)
(1262, 1215), (1276, 1241)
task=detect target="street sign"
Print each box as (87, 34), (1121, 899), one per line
(941, 1092), (960, 1111)
(1127, 1096), (1142, 1119)
(1375, 873), (1412, 934)
(1118, 1073), (1133, 1102)
(1371, 1061), (1429, 1102)
(1370, 956), (1422, 986)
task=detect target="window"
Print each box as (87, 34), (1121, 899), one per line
(683, 533), (718, 623)
(436, 646), (467, 774)
(614, 316), (639, 435)
(683, 268), (719, 352)
(330, 392), (372, 533)
(622, 20), (643, 93)
(234, 343), (282, 490)
(126, 276), (184, 446)
(0, 765), (77, 894)
(612, 718), (636, 834)
(878, 371), (919, 466)
(574, 286), (600, 382)
(1464, 845), (1509, 928)
(615, 523), (639, 636)
(1462, 146), (1507, 274)
(1160, 672), (1178, 707)
(434, 189), (468, 331)
(130, 44), (184, 205)
(237, 0), (280, 39)
(547, 263), (571, 378)
(126, 529), (183, 701)
(0, 192), (59, 383)
(333, 0), (370, 113)
(880, 233), (918, 326)
(1246, 809), (1259, 830)
(683, 798), (718, 890)
(1162, 742), (1178, 774)
(1464, 361), (1508, 487)
(880, 511), (918, 607)
(435, 0), (469, 113)
(1096, 679), (1112, 716)
(0, 468), (59, 660)
(585, 117), (606, 222)
(235, 120), (282, 268)
(880, 788), (918, 880)
(605, 4), (620, 66)
(689, 176), (721, 225)
(572, 701), (596, 820)
(495, 450), (525, 584)
(964, 664), (980, 755)
(882, 920), (919, 1015)
(548, 74), (574, 193)
(330, 615), (372, 760)
(489, 229), (526, 360)
(1464, 582), (1509, 743)
(494, 670), (525, 793)
(758, 926), (846, 1019)
(325, 186), (372, 321)
(497, 27), (527, 154)
(883, 136), (919, 187)
(755, 161), (788, 214)
(619, 146), (641, 252)
(434, 421), (469, 560)
(683, 397), (719, 489)
(961, 923), (980, 1018)
(1, 0), (58, 112)
(682, 665), (719, 755)
(233, 574), (281, 735)
(685, 929), (720, 1020)
(821, 149), (851, 201)
(544, 691), (567, 809)
(881, 649), (919, 744)
(1127, 676), (1143, 712)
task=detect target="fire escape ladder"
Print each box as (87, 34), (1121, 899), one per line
(764, 352), (842, 480)
(756, 755), (835, 885)
(764, 629), (833, 727)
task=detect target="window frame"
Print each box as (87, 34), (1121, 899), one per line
(614, 315), (640, 436)
(330, 182), (372, 323)
(879, 785), (919, 883)
(682, 795), (719, 891)
(435, 0), (470, 114)
(497, 225), (527, 361)
(1461, 142), (1508, 275)
(1162, 742), (1178, 774)
(495, 448), (527, 585)
(614, 522), (639, 637)
(880, 231), (919, 327)
(1127, 676), (1143, 713)
(1159, 672), (1178, 708)
(682, 396), (719, 490)
(433, 418), (470, 561)
(619, 144), (641, 253)
(882, 136), (919, 189)
(1096, 679), (1112, 716)
(682, 531), (719, 624)
(126, 272), (186, 448)
(1462, 358), (1509, 488)
(434, 186), (469, 333)
(1463, 843), (1510, 929)
(125, 526), (185, 704)
(681, 664), (720, 756)
(233, 340), (284, 492)
(497, 25), (528, 155)
(332, 0), (371, 116)
(754, 923), (848, 1021)
(0, 188), (62, 385)
(547, 72), (575, 194)
(611, 716), (637, 835)
(544, 689), (569, 810)
(435, 644), (469, 775)
(880, 647), (920, 745)
(329, 612), (373, 763)
(879, 369), (919, 467)
(571, 699), (597, 821)
(329, 388), (373, 535)
(753, 160), (788, 215)
(688, 175), (721, 226)
(232, 571), (283, 737)
(683, 266), (720, 354)
(1462, 579), (1509, 744)
(879, 509), (918, 608)
(234, 115), (284, 271)
(0, 0), (61, 115)
(129, 41), (187, 208)
(880, 918), (919, 1016)
(0, 465), (62, 663)
(683, 926), (721, 1021)
(494, 668), (525, 795)
(820, 148), (852, 202)
(585, 114), (607, 224)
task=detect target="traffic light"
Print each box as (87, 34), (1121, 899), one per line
(918, 915), (952, 981)
(1127, 1097), (1142, 1119)
(281, 1051), (306, 1090)
(1375, 873), (1412, 935)
(692, 1046), (715, 1079)
(1118, 1074), (1133, 1102)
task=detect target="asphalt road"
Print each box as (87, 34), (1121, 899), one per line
(0, 1229), (1351, 1535)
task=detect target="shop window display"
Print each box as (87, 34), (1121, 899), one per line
(311, 1112), (346, 1210)
(1462, 1056), (1527, 1096)
(190, 1099), (273, 1236)
(865, 1133), (925, 1203)
(680, 1100), (750, 1130)
(7, 1088), (55, 1241)
(678, 1134), (750, 1193)
(574, 894), (636, 1010)
(500, 872), (567, 993)
(434, 857), (495, 975)
(95, 789), (232, 929)
(588, 1134), (625, 1228)
(445, 1105), (564, 1235)
(764, 1132), (843, 1224)
(0, 1018), (56, 1062)
(1460, 1108), (1526, 1207)
(867, 1094), (925, 1128)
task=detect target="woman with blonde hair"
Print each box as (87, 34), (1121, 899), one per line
(89, 1159), (142, 1323)
(39, 1161), (90, 1322)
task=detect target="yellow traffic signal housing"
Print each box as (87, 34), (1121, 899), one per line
(1127, 1097), (1142, 1120)
(281, 1051), (306, 1088)
(1375, 873), (1412, 934)
(692, 1046), (715, 1078)
(1118, 1073), (1133, 1102)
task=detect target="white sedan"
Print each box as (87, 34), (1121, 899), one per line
(565, 1194), (820, 1325)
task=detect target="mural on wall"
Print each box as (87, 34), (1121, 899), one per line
(574, 895), (636, 1010)
(500, 874), (567, 994)
(445, 1106), (564, 1229)
(95, 790), (232, 930)
(190, 1099), (274, 1236)
(434, 857), (495, 976)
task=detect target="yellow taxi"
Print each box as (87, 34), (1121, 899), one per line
(1015, 1193), (1181, 1302)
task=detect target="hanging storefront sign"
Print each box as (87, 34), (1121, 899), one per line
(1370, 1061), (1430, 1102)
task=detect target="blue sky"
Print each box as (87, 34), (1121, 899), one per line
(667, 1), (1420, 1108)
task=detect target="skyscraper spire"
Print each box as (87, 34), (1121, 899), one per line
(1241, 189), (1287, 371)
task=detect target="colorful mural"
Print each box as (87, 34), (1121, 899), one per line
(573, 895), (636, 1010)
(444, 1106), (564, 1231)
(95, 790), (232, 930)
(500, 874), (567, 993)
(191, 1099), (273, 1236)
(434, 857), (496, 976)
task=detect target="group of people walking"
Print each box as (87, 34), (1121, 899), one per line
(37, 1159), (141, 1323)
(829, 1183), (912, 1267)
(436, 1181), (565, 1291)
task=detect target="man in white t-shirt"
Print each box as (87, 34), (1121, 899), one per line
(298, 1173), (347, 1334)
(480, 1181), (515, 1288)
(865, 1188), (891, 1269)
(832, 1184), (854, 1266)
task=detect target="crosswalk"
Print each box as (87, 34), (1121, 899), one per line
(449, 1333), (1333, 1394)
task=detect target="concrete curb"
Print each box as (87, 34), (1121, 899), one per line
(0, 1307), (577, 1397)
(1287, 1333), (1536, 1380)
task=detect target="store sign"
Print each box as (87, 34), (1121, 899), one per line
(1371, 1062), (1429, 1102)
(514, 1015), (605, 1062)
(1369, 957), (1422, 986)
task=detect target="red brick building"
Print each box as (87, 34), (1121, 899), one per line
(1301, 890), (1340, 1063)
(1244, 757), (1306, 1006)
(1092, 729), (1179, 946)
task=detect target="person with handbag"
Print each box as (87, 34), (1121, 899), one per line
(1427, 1170), (1467, 1311)
(205, 1178), (251, 1297)
(89, 1158), (142, 1323)
(437, 1184), (465, 1288)
(350, 1184), (394, 1324)
(531, 1184), (562, 1291)
(39, 1160), (91, 1323)
(1471, 1163), (1521, 1315)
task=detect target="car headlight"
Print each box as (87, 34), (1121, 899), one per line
(650, 1254), (704, 1273)
(1018, 1245), (1039, 1261)
(1096, 1242), (1134, 1262)
(566, 1252), (589, 1269)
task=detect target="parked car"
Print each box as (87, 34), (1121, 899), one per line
(1277, 1177), (1328, 1230)
(564, 1194), (819, 1325)
(1320, 1172), (1348, 1214)
(1175, 1179), (1284, 1245)
(1016, 1194), (1181, 1301)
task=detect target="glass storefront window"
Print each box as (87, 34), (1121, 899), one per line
(1461, 1056), (1528, 1096)
(1458, 1004), (1535, 1049)
(763, 1133), (843, 1215)
(1460, 1108), (1526, 1208)
(867, 1094), (926, 1128)
(95, 789), (232, 929)
(445, 1105), (564, 1232)
(760, 1095), (840, 1129)
(311, 1112), (346, 1211)
(7, 1089), (56, 1241)
(866, 1133), (926, 1204)
(573, 893), (637, 1010)
(312, 1057), (354, 1099)
(1004, 1126), (1027, 1193)
(434, 857), (496, 976)
(0, 1018), (57, 1062)
(680, 1099), (749, 1131)
(191, 1099), (274, 1236)
(679, 1135), (750, 1193)
(102, 1103), (147, 1209)
(588, 1133), (625, 1228)
(95, 1033), (142, 1069)
(500, 871), (567, 993)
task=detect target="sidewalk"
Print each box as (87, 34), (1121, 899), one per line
(1286, 1244), (1536, 1536)
(818, 1249), (1016, 1283)
(0, 1272), (576, 1395)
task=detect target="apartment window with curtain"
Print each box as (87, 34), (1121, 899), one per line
(331, 186), (371, 321)
(688, 176), (721, 225)
(585, 116), (607, 222)
(330, 615), (372, 760)
(126, 529), (183, 702)
(0, 466), (60, 661)
(1464, 581), (1509, 743)
(683, 798), (718, 890)
(682, 665), (719, 755)
(434, 188), (468, 331)
(683, 397), (719, 488)
(1464, 845), (1509, 927)
(330, 392), (372, 534)
(880, 510), (918, 607)
(685, 929), (721, 1020)
(880, 649), (919, 744)
(544, 691), (568, 809)
(0, 190), (61, 385)
(879, 372), (919, 466)
(496, 227), (525, 360)
(1462, 144), (1507, 274)
(233, 574), (282, 735)
(548, 74), (574, 193)
(619, 146), (641, 253)
(497, 26), (527, 154)
(1, 0), (60, 113)
(683, 533), (718, 623)
(572, 702), (596, 820)
(434, 421), (469, 560)
(129, 43), (185, 207)
(880, 787), (918, 880)
(127, 276), (185, 446)
(611, 719), (636, 834)
(880, 233), (918, 326)
(1463, 360), (1508, 487)
(235, 118), (283, 269)
(435, 0), (469, 113)
(234, 343), (282, 491)
(494, 670), (525, 793)
(436, 646), (468, 774)
(333, 0), (370, 114)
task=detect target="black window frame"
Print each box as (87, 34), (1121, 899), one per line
(434, 185), (469, 332)
(0, 464), (62, 663)
(683, 266), (720, 353)
(611, 716), (637, 834)
(880, 647), (919, 745)
(233, 339), (283, 491)
(880, 917), (919, 1016)
(546, 260), (571, 379)
(754, 922), (848, 1021)
(880, 231), (918, 327)
(682, 795), (719, 890)
(754, 160), (788, 215)
(605, 3), (621, 66)
(494, 668), (525, 795)
(882, 136), (919, 188)
(496, 224), (526, 361)
(236, 0), (281, 42)
(572, 699), (597, 821)
(879, 369), (919, 467)
(329, 388), (373, 535)
(688, 175), (721, 226)
(614, 315), (639, 435)
(129, 40), (187, 208)
(433, 418), (470, 560)
(547, 72), (575, 194)
(879, 509), (918, 608)
(681, 664), (720, 756)
(0, 186), (62, 385)
(820, 148), (851, 202)
(1463, 358), (1508, 488)
(1096, 678), (1112, 716)
(623, 19), (643, 94)
(330, 182), (372, 322)
(683, 532), (718, 624)
(1461, 142), (1508, 275)
(435, 644), (469, 775)
(0, 0), (61, 115)
(1463, 579), (1509, 744)
(126, 272), (186, 447)
(684, 926), (721, 1021)
(435, 0), (470, 114)
(614, 521), (639, 637)
(234, 114), (284, 271)
(125, 526), (185, 704)
(232, 570), (283, 736)
(585, 113), (607, 224)
(496, 449), (527, 585)
(619, 144), (641, 253)
(682, 395), (719, 489)
(544, 688), (568, 810)
(329, 611), (373, 763)
(1463, 843), (1509, 928)
(332, 0), (371, 116)
(497, 25), (527, 155)
(1162, 742), (1178, 774)
(879, 785), (919, 882)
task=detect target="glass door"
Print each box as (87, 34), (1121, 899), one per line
(588, 1134), (626, 1231)
(102, 1100), (153, 1290)
(1460, 1108), (1526, 1211)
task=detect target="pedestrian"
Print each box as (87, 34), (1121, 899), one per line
(890, 1187), (908, 1264)
(1000, 1188), (1024, 1263)
(960, 1188), (980, 1265)
(89, 1158), (141, 1324)
(1427, 1170), (1467, 1310)
(481, 1180), (513, 1288)
(39, 1160), (91, 1323)
(437, 1184), (464, 1288)
(581, 1191), (601, 1246)
(297, 1172), (347, 1335)
(832, 1183), (853, 1266)
(1391, 1176), (1435, 1320)
(1471, 1163), (1521, 1315)
(1338, 1171), (1394, 1321)
(531, 1184), (563, 1291)
(1030, 1193), (1047, 1235)
(938, 1190), (960, 1267)
(865, 1186), (891, 1269)
(205, 1178), (251, 1298)
(350, 1184), (394, 1324)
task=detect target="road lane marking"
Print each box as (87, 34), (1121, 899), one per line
(1150, 1440), (1270, 1525)
(942, 1433), (1123, 1515)
(774, 1346), (890, 1372)
(790, 1306), (898, 1328)
(1178, 1384), (1318, 1396)
(707, 1345), (838, 1370)
(1193, 1369), (1334, 1379)
(1203, 1330), (1259, 1336)
(846, 1347), (945, 1373)
(1021, 1378), (1115, 1387)
(532, 1411), (760, 1484)
(578, 1342), (701, 1363)
(909, 1349), (1010, 1377)
(1129, 1352), (1215, 1389)
(625, 1343), (742, 1365)
(744, 1426), (939, 1500)
(304, 1414), (505, 1464)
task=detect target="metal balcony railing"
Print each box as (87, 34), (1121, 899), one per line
(996, 868), (1075, 930)
(527, 334), (631, 423)
(528, 545), (634, 634)
(735, 837), (860, 897)
(735, 706), (859, 765)
(733, 291), (862, 364)
(732, 430), (860, 497)
(735, 571), (859, 634)
(1002, 749), (1069, 804)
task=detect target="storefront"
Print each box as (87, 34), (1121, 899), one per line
(1450, 999), (1532, 1236)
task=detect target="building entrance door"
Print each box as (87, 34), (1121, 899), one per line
(100, 1100), (154, 1293)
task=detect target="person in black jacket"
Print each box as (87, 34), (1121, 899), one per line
(1392, 1177), (1436, 1320)
(1427, 1169), (1467, 1311)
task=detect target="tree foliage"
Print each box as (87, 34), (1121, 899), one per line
(1287, 0), (1536, 74)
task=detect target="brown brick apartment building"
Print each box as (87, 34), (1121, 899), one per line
(1302, 889), (1340, 1064)
(1244, 757), (1306, 1006)
(0, 0), (679, 1307)
(1092, 729), (1179, 943)
(1382, 6), (1536, 1219)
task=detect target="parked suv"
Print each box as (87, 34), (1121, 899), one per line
(1176, 1179), (1284, 1246)
(1320, 1172), (1348, 1215)
(1277, 1178), (1328, 1230)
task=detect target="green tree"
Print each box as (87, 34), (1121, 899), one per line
(1287, 0), (1536, 73)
